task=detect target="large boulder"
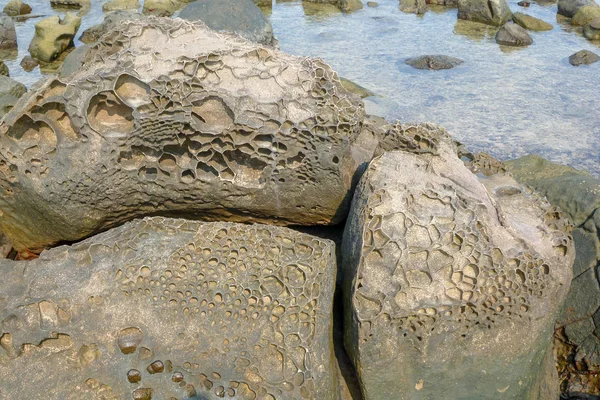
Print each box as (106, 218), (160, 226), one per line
(0, 217), (339, 399)
(558, 0), (598, 17)
(2, 0), (32, 16)
(572, 5), (600, 25)
(342, 124), (574, 400)
(457, 0), (513, 26)
(28, 13), (81, 63)
(0, 16), (17, 51)
(495, 22), (533, 46)
(506, 155), (600, 398)
(179, 0), (276, 46)
(0, 17), (376, 254)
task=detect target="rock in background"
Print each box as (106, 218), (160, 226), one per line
(0, 16), (18, 51)
(0, 17), (376, 254)
(457, 0), (513, 26)
(506, 154), (600, 399)
(28, 13), (81, 63)
(342, 124), (574, 399)
(0, 217), (338, 399)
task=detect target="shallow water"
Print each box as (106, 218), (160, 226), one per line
(2, 0), (599, 175)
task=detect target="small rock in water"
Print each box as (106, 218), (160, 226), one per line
(3, 0), (32, 16)
(399, 0), (427, 14)
(517, 0), (530, 6)
(102, 0), (140, 11)
(405, 54), (464, 70)
(0, 61), (8, 77)
(512, 12), (553, 30)
(50, 0), (90, 7)
(568, 49), (600, 65)
(367, 1), (379, 6)
(495, 22), (533, 46)
(0, 16), (18, 51)
(20, 55), (39, 71)
(583, 18), (600, 39)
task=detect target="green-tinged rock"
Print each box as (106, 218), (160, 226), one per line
(400, 0), (426, 13)
(458, 0), (513, 26)
(50, 0), (90, 7)
(2, 0), (32, 16)
(343, 123), (574, 400)
(505, 154), (600, 226)
(512, 12), (553, 30)
(572, 5), (600, 25)
(102, 0), (140, 11)
(28, 13), (81, 63)
(0, 61), (8, 77)
(339, 77), (375, 98)
(342, 0), (364, 11)
(142, 0), (191, 15)
(584, 18), (600, 39)
(0, 217), (339, 399)
(558, 0), (598, 17)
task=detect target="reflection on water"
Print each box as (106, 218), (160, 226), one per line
(1, 0), (599, 175)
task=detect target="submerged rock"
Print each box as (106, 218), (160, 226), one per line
(568, 49), (600, 65)
(496, 22), (533, 46)
(405, 54), (464, 69)
(2, 0), (32, 16)
(0, 217), (339, 399)
(102, 0), (141, 11)
(0, 16), (18, 51)
(179, 0), (276, 46)
(399, 0), (427, 13)
(343, 124), (574, 400)
(0, 17), (377, 254)
(457, 0), (513, 26)
(558, 0), (598, 17)
(584, 18), (600, 39)
(512, 12), (553, 30)
(28, 13), (81, 63)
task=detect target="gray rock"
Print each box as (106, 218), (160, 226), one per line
(0, 61), (8, 77)
(0, 75), (26, 98)
(0, 17), (377, 254)
(2, 0), (32, 16)
(495, 22), (533, 46)
(0, 94), (20, 119)
(19, 55), (39, 71)
(569, 49), (600, 65)
(28, 13), (81, 63)
(457, 0), (513, 26)
(399, 0), (426, 13)
(0, 217), (338, 399)
(79, 10), (143, 44)
(405, 54), (464, 69)
(584, 18), (600, 39)
(0, 16), (18, 51)
(342, 124), (574, 400)
(512, 12), (553, 30)
(558, 0), (598, 17)
(179, 0), (276, 46)
(505, 154), (600, 226)
(102, 0), (141, 11)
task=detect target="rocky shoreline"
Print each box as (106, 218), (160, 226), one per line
(0, 1), (599, 399)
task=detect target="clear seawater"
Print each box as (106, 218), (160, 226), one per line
(2, 0), (599, 175)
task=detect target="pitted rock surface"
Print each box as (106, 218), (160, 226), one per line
(342, 124), (574, 400)
(0, 217), (338, 399)
(0, 17), (371, 254)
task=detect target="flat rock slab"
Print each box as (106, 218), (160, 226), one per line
(342, 124), (574, 399)
(0, 17), (373, 254)
(405, 55), (464, 70)
(0, 217), (338, 399)
(512, 12), (553, 30)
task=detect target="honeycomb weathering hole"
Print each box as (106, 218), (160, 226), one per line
(87, 90), (135, 136)
(8, 115), (57, 152)
(191, 96), (235, 133)
(114, 74), (151, 108)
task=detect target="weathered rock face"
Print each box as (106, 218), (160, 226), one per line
(0, 217), (338, 399)
(0, 16), (18, 51)
(405, 55), (464, 70)
(79, 10), (143, 44)
(2, 0), (32, 16)
(558, 0), (598, 17)
(496, 22), (533, 46)
(0, 17), (373, 254)
(512, 12), (553, 30)
(342, 124), (574, 400)
(458, 0), (513, 26)
(506, 155), (600, 398)
(179, 0), (276, 46)
(28, 13), (81, 63)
